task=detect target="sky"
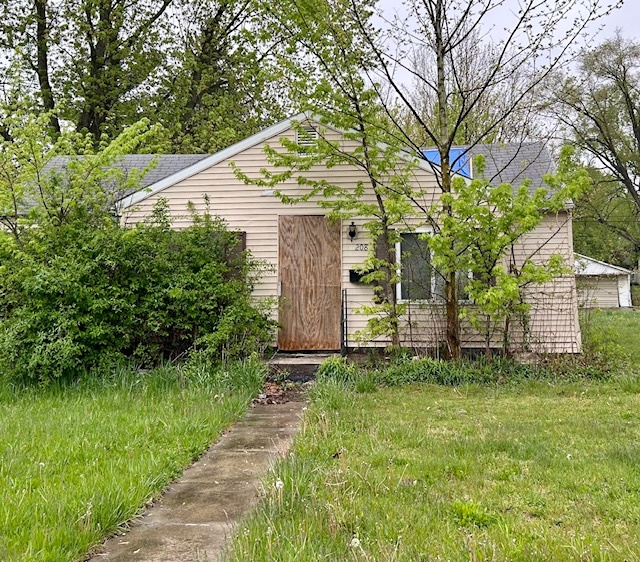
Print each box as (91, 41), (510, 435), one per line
(378, 0), (640, 43)
(374, 0), (640, 88)
(596, 1), (640, 38)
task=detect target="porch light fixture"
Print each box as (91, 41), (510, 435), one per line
(348, 222), (357, 240)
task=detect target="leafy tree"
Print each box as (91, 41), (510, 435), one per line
(151, 0), (287, 153)
(554, 33), (640, 263)
(237, 0), (423, 347)
(0, 109), (161, 242)
(0, 0), (286, 147)
(428, 148), (589, 357)
(572, 168), (639, 268)
(0, 0), (175, 138)
(404, 23), (546, 146)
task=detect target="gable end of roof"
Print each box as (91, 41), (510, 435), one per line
(120, 113), (320, 208)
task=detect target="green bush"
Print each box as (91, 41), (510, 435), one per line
(0, 202), (275, 384)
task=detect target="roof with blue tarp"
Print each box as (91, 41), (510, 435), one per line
(422, 142), (554, 195)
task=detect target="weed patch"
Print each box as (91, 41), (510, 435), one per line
(317, 354), (612, 395)
(0, 359), (265, 561)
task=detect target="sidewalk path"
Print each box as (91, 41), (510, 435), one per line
(90, 401), (305, 562)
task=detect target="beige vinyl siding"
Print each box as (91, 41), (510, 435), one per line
(124, 124), (581, 353)
(512, 211), (581, 353)
(124, 126), (440, 349)
(577, 276), (620, 308)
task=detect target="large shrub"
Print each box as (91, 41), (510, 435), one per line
(0, 202), (275, 384)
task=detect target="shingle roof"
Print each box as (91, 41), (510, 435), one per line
(114, 113), (559, 208)
(466, 142), (554, 193)
(46, 154), (210, 198)
(108, 145), (553, 197)
(119, 155), (211, 188)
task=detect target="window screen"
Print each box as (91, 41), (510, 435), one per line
(400, 233), (433, 300)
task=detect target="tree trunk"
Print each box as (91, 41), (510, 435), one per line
(34, 0), (60, 134)
(434, 0), (461, 359)
(376, 226), (400, 348)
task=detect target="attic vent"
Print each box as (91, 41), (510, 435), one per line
(296, 126), (319, 147)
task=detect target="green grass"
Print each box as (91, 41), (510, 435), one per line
(0, 359), (264, 562)
(227, 377), (640, 561)
(581, 308), (640, 367)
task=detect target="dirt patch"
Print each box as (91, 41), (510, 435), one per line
(252, 380), (312, 405)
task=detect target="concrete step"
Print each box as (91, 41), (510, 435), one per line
(267, 353), (338, 382)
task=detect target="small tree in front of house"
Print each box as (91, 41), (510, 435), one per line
(424, 147), (589, 357)
(233, 0), (427, 348)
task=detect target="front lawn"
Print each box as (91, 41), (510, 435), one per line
(0, 360), (264, 562)
(228, 376), (640, 561)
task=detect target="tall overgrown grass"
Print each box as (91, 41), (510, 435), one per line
(313, 351), (619, 397)
(0, 358), (265, 562)
(226, 312), (640, 561)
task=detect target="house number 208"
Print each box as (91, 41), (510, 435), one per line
(355, 243), (369, 251)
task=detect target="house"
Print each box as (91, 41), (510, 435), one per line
(119, 114), (581, 354)
(575, 253), (632, 308)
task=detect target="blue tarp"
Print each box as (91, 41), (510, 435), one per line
(422, 148), (472, 179)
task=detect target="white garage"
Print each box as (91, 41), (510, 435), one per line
(575, 253), (633, 308)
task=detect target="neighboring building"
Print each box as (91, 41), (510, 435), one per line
(575, 253), (632, 308)
(120, 114), (581, 354)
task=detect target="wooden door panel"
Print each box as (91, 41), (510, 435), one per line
(278, 215), (341, 350)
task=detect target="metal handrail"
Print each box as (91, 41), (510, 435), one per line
(341, 289), (348, 356)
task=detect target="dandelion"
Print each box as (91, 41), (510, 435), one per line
(275, 478), (284, 508)
(350, 537), (361, 549)
(567, 453), (573, 460)
(38, 462), (45, 468)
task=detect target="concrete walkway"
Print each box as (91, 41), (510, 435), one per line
(90, 401), (305, 562)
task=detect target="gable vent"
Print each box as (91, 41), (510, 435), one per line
(296, 126), (319, 147)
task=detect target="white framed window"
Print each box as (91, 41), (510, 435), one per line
(396, 231), (474, 303)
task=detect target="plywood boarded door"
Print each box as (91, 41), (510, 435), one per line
(278, 215), (341, 350)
